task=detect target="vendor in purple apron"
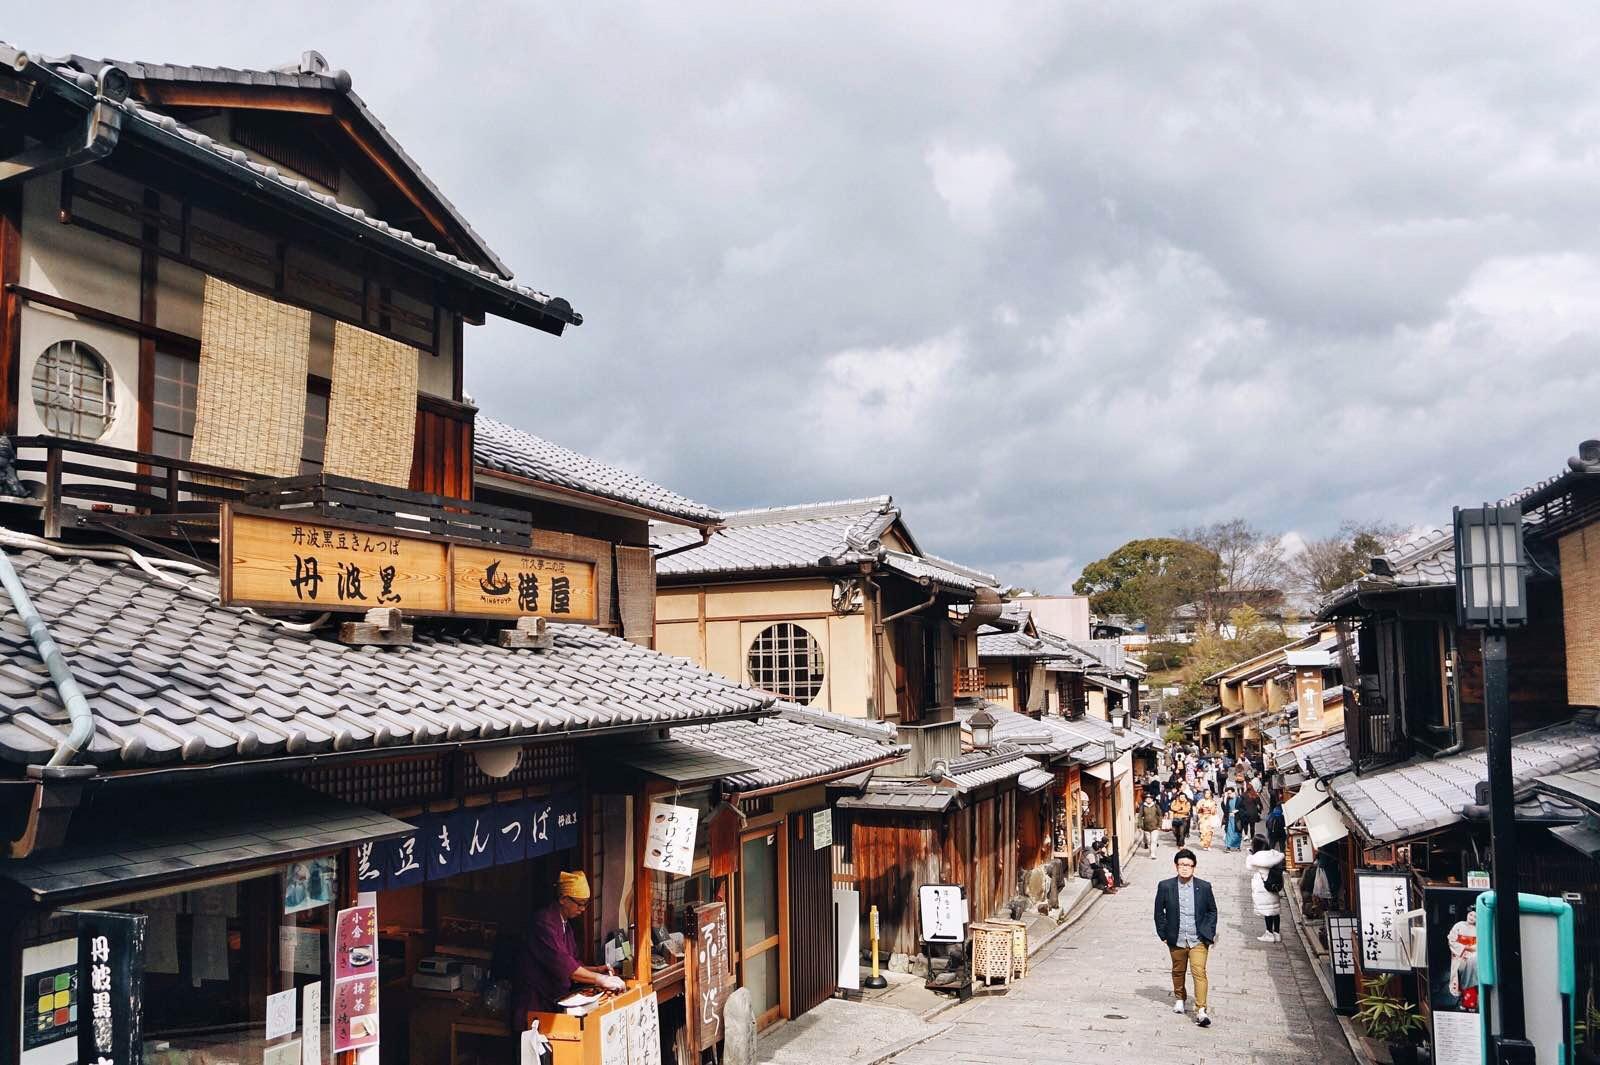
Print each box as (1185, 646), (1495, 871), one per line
(513, 871), (626, 1024)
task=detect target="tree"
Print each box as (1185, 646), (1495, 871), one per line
(1168, 605), (1293, 717)
(1179, 519), (1289, 629)
(1072, 538), (1220, 635)
(1293, 520), (1407, 596)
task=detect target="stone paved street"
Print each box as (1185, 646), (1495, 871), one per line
(888, 836), (1355, 1065)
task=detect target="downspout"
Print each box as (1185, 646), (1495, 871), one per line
(0, 550), (95, 766)
(0, 56), (128, 187)
(653, 525), (717, 561)
(863, 569), (886, 721)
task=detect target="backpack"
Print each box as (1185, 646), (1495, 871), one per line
(1264, 864), (1284, 895)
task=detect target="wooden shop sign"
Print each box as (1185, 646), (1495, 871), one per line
(220, 507), (597, 622)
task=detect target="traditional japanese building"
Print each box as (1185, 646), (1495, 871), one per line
(0, 43), (865, 1065)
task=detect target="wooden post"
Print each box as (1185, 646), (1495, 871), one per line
(42, 444), (61, 539)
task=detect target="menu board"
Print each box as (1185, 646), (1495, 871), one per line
(332, 905), (379, 1052)
(685, 904), (733, 1052)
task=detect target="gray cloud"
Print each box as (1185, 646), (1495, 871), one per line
(14, 3), (1600, 591)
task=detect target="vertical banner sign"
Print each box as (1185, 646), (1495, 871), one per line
(1326, 913), (1360, 1014)
(1424, 886), (1485, 1065)
(684, 903), (733, 1053)
(644, 803), (697, 876)
(77, 910), (146, 1065)
(332, 905), (379, 1053)
(1357, 871), (1412, 974)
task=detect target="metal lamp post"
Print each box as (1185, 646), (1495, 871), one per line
(1103, 738), (1120, 884)
(1453, 504), (1534, 1065)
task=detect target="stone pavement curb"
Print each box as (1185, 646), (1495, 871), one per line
(853, 1021), (954, 1065)
(1285, 885), (1371, 1065)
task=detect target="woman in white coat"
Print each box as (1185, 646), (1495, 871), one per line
(1248, 835), (1286, 942)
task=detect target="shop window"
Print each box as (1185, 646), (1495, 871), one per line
(648, 867), (720, 976)
(747, 622), (825, 704)
(32, 339), (115, 440)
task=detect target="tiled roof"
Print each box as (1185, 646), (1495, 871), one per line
(655, 497), (898, 578)
(955, 702), (1095, 758)
(10, 47), (579, 331)
(1320, 528), (1455, 616)
(947, 748), (1038, 790)
(475, 417), (720, 525)
(63, 52), (513, 279)
(833, 746), (1039, 813)
(671, 702), (905, 792)
(1293, 733), (1353, 778)
(1017, 767), (1056, 792)
(979, 628), (1095, 670)
(0, 546), (774, 770)
(880, 550), (998, 592)
(1059, 712), (1158, 755)
(1331, 716), (1600, 843)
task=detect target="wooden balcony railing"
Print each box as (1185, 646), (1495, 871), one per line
(2, 436), (531, 557)
(955, 666), (987, 698)
(1346, 681), (1400, 766)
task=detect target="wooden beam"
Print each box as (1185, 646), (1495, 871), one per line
(0, 187), (19, 435)
(8, 285), (200, 357)
(137, 84), (337, 115)
(136, 189), (160, 456)
(334, 111), (472, 265)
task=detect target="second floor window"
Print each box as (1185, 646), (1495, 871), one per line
(33, 340), (114, 441)
(151, 350), (329, 475)
(747, 622), (825, 704)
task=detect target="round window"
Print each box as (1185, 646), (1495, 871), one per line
(32, 340), (115, 441)
(747, 622), (826, 704)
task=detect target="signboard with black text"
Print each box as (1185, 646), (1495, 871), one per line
(1357, 871), (1412, 974)
(1326, 912), (1359, 1014)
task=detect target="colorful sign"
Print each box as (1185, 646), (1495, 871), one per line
(19, 939), (77, 1065)
(1357, 871), (1412, 974)
(332, 904), (379, 1054)
(76, 911), (145, 1065)
(222, 507), (599, 620)
(1424, 886), (1485, 1065)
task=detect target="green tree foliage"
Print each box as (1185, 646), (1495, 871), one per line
(1071, 538), (1220, 635)
(1169, 605), (1292, 717)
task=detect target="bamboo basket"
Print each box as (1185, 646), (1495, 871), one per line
(970, 923), (1013, 986)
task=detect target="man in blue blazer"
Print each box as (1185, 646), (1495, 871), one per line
(1153, 848), (1218, 1027)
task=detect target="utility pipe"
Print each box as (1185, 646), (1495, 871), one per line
(0, 549), (95, 766)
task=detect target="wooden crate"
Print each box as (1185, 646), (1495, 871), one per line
(970, 923), (1013, 987)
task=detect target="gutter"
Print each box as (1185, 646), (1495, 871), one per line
(0, 54), (126, 187)
(0, 550), (95, 768)
(728, 751), (908, 800)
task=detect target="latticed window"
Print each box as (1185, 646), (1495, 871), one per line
(152, 350), (198, 460)
(747, 622), (826, 704)
(32, 340), (114, 440)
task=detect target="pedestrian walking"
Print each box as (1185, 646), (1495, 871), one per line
(1222, 787), (1243, 852)
(1138, 794), (1162, 860)
(1195, 790), (1219, 850)
(1248, 836), (1286, 942)
(1168, 790), (1193, 847)
(1266, 798), (1288, 852)
(1153, 848), (1218, 1027)
(1241, 786), (1261, 841)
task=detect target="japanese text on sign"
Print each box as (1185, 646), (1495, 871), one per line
(645, 802), (698, 876)
(332, 904), (379, 1053)
(76, 911), (145, 1065)
(1356, 872), (1411, 974)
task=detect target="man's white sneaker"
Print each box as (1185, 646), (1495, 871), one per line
(1172, 999), (1186, 1014)
(1195, 1008), (1212, 1027)
(1257, 932), (1275, 942)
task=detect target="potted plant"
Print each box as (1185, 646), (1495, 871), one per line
(1354, 988), (1426, 1065)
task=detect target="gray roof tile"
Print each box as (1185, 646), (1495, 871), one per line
(0, 546), (774, 770)
(1331, 717), (1600, 842)
(668, 702), (905, 791)
(475, 417), (719, 525)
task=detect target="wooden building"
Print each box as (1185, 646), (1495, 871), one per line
(1279, 443), (1600, 1048)
(0, 43), (853, 1065)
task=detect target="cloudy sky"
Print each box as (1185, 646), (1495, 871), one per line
(15, 4), (1600, 589)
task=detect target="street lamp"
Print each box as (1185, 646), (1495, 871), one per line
(1103, 738), (1120, 883)
(968, 708), (997, 751)
(1453, 504), (1533, 1065)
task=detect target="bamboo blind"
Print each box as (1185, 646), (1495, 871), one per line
(1561, 526), (1600, 706)
(190, 275), (310, 477)
(324, 321), (419, 487)
(615, 545), (656, 647)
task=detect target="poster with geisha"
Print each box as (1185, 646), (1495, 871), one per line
(1424, 885), (1484, 1065)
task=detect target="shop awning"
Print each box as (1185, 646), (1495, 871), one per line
(1282, 784), (1331, 827)
(1081, 752), (1133, 782)
(608, 739), (758, 785)
(0, 780), (411, 907)
(1017, 768), (1056, 793)
(1550, 823), (1600, 859)
(1303, 801), (1350, 848)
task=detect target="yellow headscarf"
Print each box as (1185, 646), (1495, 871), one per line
(557, 870), (591, 901)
